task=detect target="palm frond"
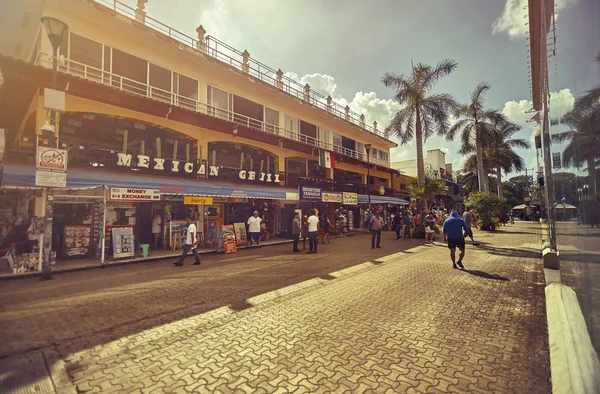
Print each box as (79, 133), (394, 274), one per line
(385, 106), (415, 145)
(419, 59), (458, 92)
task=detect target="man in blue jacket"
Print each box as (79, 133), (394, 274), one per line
(442, 210), (469, 269)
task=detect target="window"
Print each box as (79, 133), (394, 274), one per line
(317, 128), (330, 149)
(265, 107), (279, 134)
(356, 142), (365, 157)
(174, 73), (198, 111)
(69, 33), (103, 81)
(207, 85), (231, 120)
(332, 133), (342, 147)
(149, 63), (172, 103)
(284, 115), (299, 141)
(111, 49), (147, 95)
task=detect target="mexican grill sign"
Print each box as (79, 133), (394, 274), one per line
(110, 187), (161, 201)
(115, 153), (280, 183)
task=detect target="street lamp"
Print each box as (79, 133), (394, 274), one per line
(364, 144), (372, 211)
(38, 17), (68, 281)
(583, 184), (589, 200)
(41, 17), (68, 134)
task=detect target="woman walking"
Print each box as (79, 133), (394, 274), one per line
(321, 214), (333, 244)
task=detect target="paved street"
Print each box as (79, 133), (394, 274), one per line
(556, 221), (600, 356)
(0, 223), (550, 393)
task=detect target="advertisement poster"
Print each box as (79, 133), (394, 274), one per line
(205, 221), (219, 249)
(321, 192), (342, 203)
(63, 225), (92, 258)
(233, 222), (248, 246)
(299, 186), (322, 201)
(112, 226), (135, 259)
(221, 225), (237, 254)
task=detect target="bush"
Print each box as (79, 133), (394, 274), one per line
(479, 217), (500, 231)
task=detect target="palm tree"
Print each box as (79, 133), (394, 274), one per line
(462, 119), (529, 197)
(382, 59), (458, 188)
(560, 86), (600, 195)
(447, 82), (504, 194)
(460, 154), (496, 194)
(408, 174), (448, 209)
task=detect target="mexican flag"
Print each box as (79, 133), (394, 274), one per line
(319, 150), (335, 169)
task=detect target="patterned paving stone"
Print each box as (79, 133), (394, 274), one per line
(1, 224), (549, 393)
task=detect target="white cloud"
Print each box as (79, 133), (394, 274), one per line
(492, 0), (577, 39)
(198, 0), (235, 42)
(502, 88), (575, 126)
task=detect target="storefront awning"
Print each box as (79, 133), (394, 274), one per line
(1, 164), (294, 200)
(357, 194), (409, 205)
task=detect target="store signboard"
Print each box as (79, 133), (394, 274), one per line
(184, 196), (214, 205)
(35, 147), (68, 187)
(342, 192), (358, 205)
(322, 192), (342, 203)
(112, 226), (135, 258)
(110, 187), (160, 201)
(299, 186), (322, 201)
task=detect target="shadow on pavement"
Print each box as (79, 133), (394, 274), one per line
(475, 243), (539, 259)
(462, 269), (510, 281)
(229, 300), (254, 312)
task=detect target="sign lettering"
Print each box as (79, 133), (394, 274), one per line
(184, 196), (213, 205)
(110, 187), (161, 201)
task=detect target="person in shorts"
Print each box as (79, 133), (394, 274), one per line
(247, 211), (262, 248)
(443, 210), (469, 269)
(461, 207), (479, 246)
(424, 211), (436, 243)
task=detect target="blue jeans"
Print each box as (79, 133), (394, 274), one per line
(177, 244), (200, 264)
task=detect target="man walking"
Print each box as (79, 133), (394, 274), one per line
(173, 217), (201, 266)
(424, 211), (436, 243)
(443, 210), (469, 269)
(461, 207), (479, 246)
(152, 211), (162, 249)
(307, 209), (319, 253)
(370, 211), (383, 249)
(402, 210), (412, 238)
(292, 212), (301, 252)
(247, 211), (262, 248)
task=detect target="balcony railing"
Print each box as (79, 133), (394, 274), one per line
(91, 0), (392, 142)
(285, 175), (397, 197)
(35, 53), (391, 168)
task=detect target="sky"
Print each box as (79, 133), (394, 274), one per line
(121, 0), (599, 179)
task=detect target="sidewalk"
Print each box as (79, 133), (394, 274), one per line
(0, 224), (549, 393)
(0, 237), (294, 280)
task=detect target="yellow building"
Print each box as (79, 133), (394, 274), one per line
(0, 0), (407, 267)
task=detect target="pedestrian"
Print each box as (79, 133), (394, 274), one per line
(510, 211), (515, 225)
(393, 211), (402, 240)
(414, 211), (421, 227)
(499, 210), (507, 226)
(321, 214), (333, 244)
(442, 210), (469, 269)
(461, 207), (479, 246)
(302, 216), (309, 250)
(173, 217), (201, 266)
(152, 211), (162, 249)
(292, 212), (301, 252)
(307, 209), (320, 253)
(402, 210), (412, 238)
(247, 211), (262, 248)
(370, 211), (384, 249)
(424, 211), (436, 243)
(26, 218), (40, 253)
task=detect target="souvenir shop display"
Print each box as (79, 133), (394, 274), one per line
(63, 225), (92, 258)
(334, 208), (348, 237)
(233, 223), (248, 246)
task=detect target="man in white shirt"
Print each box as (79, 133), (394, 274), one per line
(173, 217), (201, 266)
(27, 218), (40, 253)
(307, 209), (320, 253)
(152, 212), (162, 249)
(247, 211), (262, 248)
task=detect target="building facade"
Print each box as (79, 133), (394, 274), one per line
(392, 149), (464, 210)
(0, 0), (408, 272)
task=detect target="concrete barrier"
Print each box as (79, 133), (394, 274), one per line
(546, 283), (600, 393)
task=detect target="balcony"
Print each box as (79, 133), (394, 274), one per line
(91, 0), (393, 143)
(286, 175), (397, 197)
(34, 53), (391, 169)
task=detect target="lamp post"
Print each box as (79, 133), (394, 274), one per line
(364, 144), (372, 212)
(583, 184), (589, 200)
(39, 17), (68, 280)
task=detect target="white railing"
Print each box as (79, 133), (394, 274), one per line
(90, 0), (393, 142)
(37, 54), (391, 168)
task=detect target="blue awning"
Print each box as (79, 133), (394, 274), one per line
(1, 164), (293, 200)
(357, 194), (409, 205)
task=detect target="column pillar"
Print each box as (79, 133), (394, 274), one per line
(196, 25), (206, 53)
(242, 50), (250, 73)
(345, 105), (350, 121)
(303, 84), (311, 102)
(135, 0), (148, 24)
(276, 69), (283, 89)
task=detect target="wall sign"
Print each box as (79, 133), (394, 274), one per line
(342, 192), (358, 206)
(115, 153), (280, 183)
(184, 196), (214, 205)
(112, 226), (135, 258)
(322, 192), (342, 203)
(299, 186), (322, 201)
(110, 187), (161, 201)
(36, 147), (68, 187)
